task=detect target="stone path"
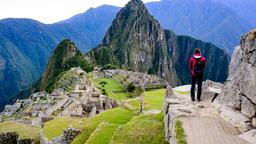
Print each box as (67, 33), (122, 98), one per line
(172, 86), (251, 144)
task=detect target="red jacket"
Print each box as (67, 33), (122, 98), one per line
(189, 53), (206, 76)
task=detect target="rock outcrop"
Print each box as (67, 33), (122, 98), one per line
(217, 29), (256, 122)
(215, 29), (256, 142)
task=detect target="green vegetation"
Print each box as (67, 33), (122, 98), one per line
(86, 123), (118, 144)
(102, 64), (118, 70)
(175, 120), (187, 144)
(43, 117), (85, 140)
(128, 89), (165, 112)
(0, 121), (40, 142)
(92, 78), (131, 100)
(42, 88), (166, 144)
(112, 113), (167, 144)
(126, 83), (136, 92)
(72, 107), (134, 144)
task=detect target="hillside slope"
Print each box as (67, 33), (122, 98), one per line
(39, 39), (93, 92)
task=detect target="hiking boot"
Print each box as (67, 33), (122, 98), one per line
(191, 98), (195, 102)
(197, 99), (201, 102)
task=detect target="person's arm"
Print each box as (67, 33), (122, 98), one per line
(189, 57), (195, 76)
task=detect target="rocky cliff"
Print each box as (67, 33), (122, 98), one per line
(87, 0), (230, 86)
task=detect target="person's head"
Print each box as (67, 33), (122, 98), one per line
(194, 48), (201, 54)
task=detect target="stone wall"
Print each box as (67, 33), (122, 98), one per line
(0, 132), (35, 144)
(40, 128), (80, 144)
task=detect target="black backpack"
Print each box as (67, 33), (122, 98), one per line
(194, 57), (204, 72)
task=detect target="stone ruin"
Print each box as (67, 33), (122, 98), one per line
(103, 69), (167, 88)
(0, 132), (35, 144)
(0, 67), (119, 128)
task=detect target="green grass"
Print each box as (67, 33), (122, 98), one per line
(92, 78), (131, 100)
(175, 120), (187, 144)
(43, 88), (166, 144)
(111, 113), (167, 144)
(86, 122), (119, 144)
(43, 117), (85, 140)
(0, 121), (40, 142)
(127, 89), (165, 112)
(72, 107), (134, 144)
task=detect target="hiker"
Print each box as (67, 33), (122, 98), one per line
(189, 48), (206, 102)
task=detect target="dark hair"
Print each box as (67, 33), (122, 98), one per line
(194, 48), (201, 54)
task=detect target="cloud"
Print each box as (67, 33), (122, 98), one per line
(0, 0), (160, 24)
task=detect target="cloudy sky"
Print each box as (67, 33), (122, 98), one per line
(0, 0), (160, 24)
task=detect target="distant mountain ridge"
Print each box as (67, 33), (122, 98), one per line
(0, 0), (254, 109)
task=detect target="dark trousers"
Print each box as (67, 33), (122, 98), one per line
(190, 72), (203, 100)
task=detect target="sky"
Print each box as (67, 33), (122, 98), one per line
(0, 0), (160, 24)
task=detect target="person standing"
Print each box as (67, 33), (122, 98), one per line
(189, 48), (206, 102)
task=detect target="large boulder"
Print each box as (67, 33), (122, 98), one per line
(217, 29), (256, 131)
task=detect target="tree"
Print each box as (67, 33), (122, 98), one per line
(99, 81), (108, 87)
(127, 83), (136, 92)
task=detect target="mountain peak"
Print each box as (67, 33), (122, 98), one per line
(116, 0), (148, 19)
(39, 39), (93, 92)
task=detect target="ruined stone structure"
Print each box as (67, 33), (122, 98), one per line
(0, 68), (118, 128)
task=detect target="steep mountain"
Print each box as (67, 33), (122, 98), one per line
(39, 39), (93, 92)
(0, 19), (59, 110)
(87, 0), (230, 85)
(146, 0), (254, 53)
(87, 0), (179, 86)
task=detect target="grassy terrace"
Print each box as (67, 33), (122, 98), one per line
(0, 121), (40, 142)
(41, 87), (167, 144)
(91, 77), (132, 101)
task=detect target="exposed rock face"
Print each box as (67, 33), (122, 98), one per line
(87, 0), (230, 85)
(218, 29), (256, 120)
(215, 30), (256, 141)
